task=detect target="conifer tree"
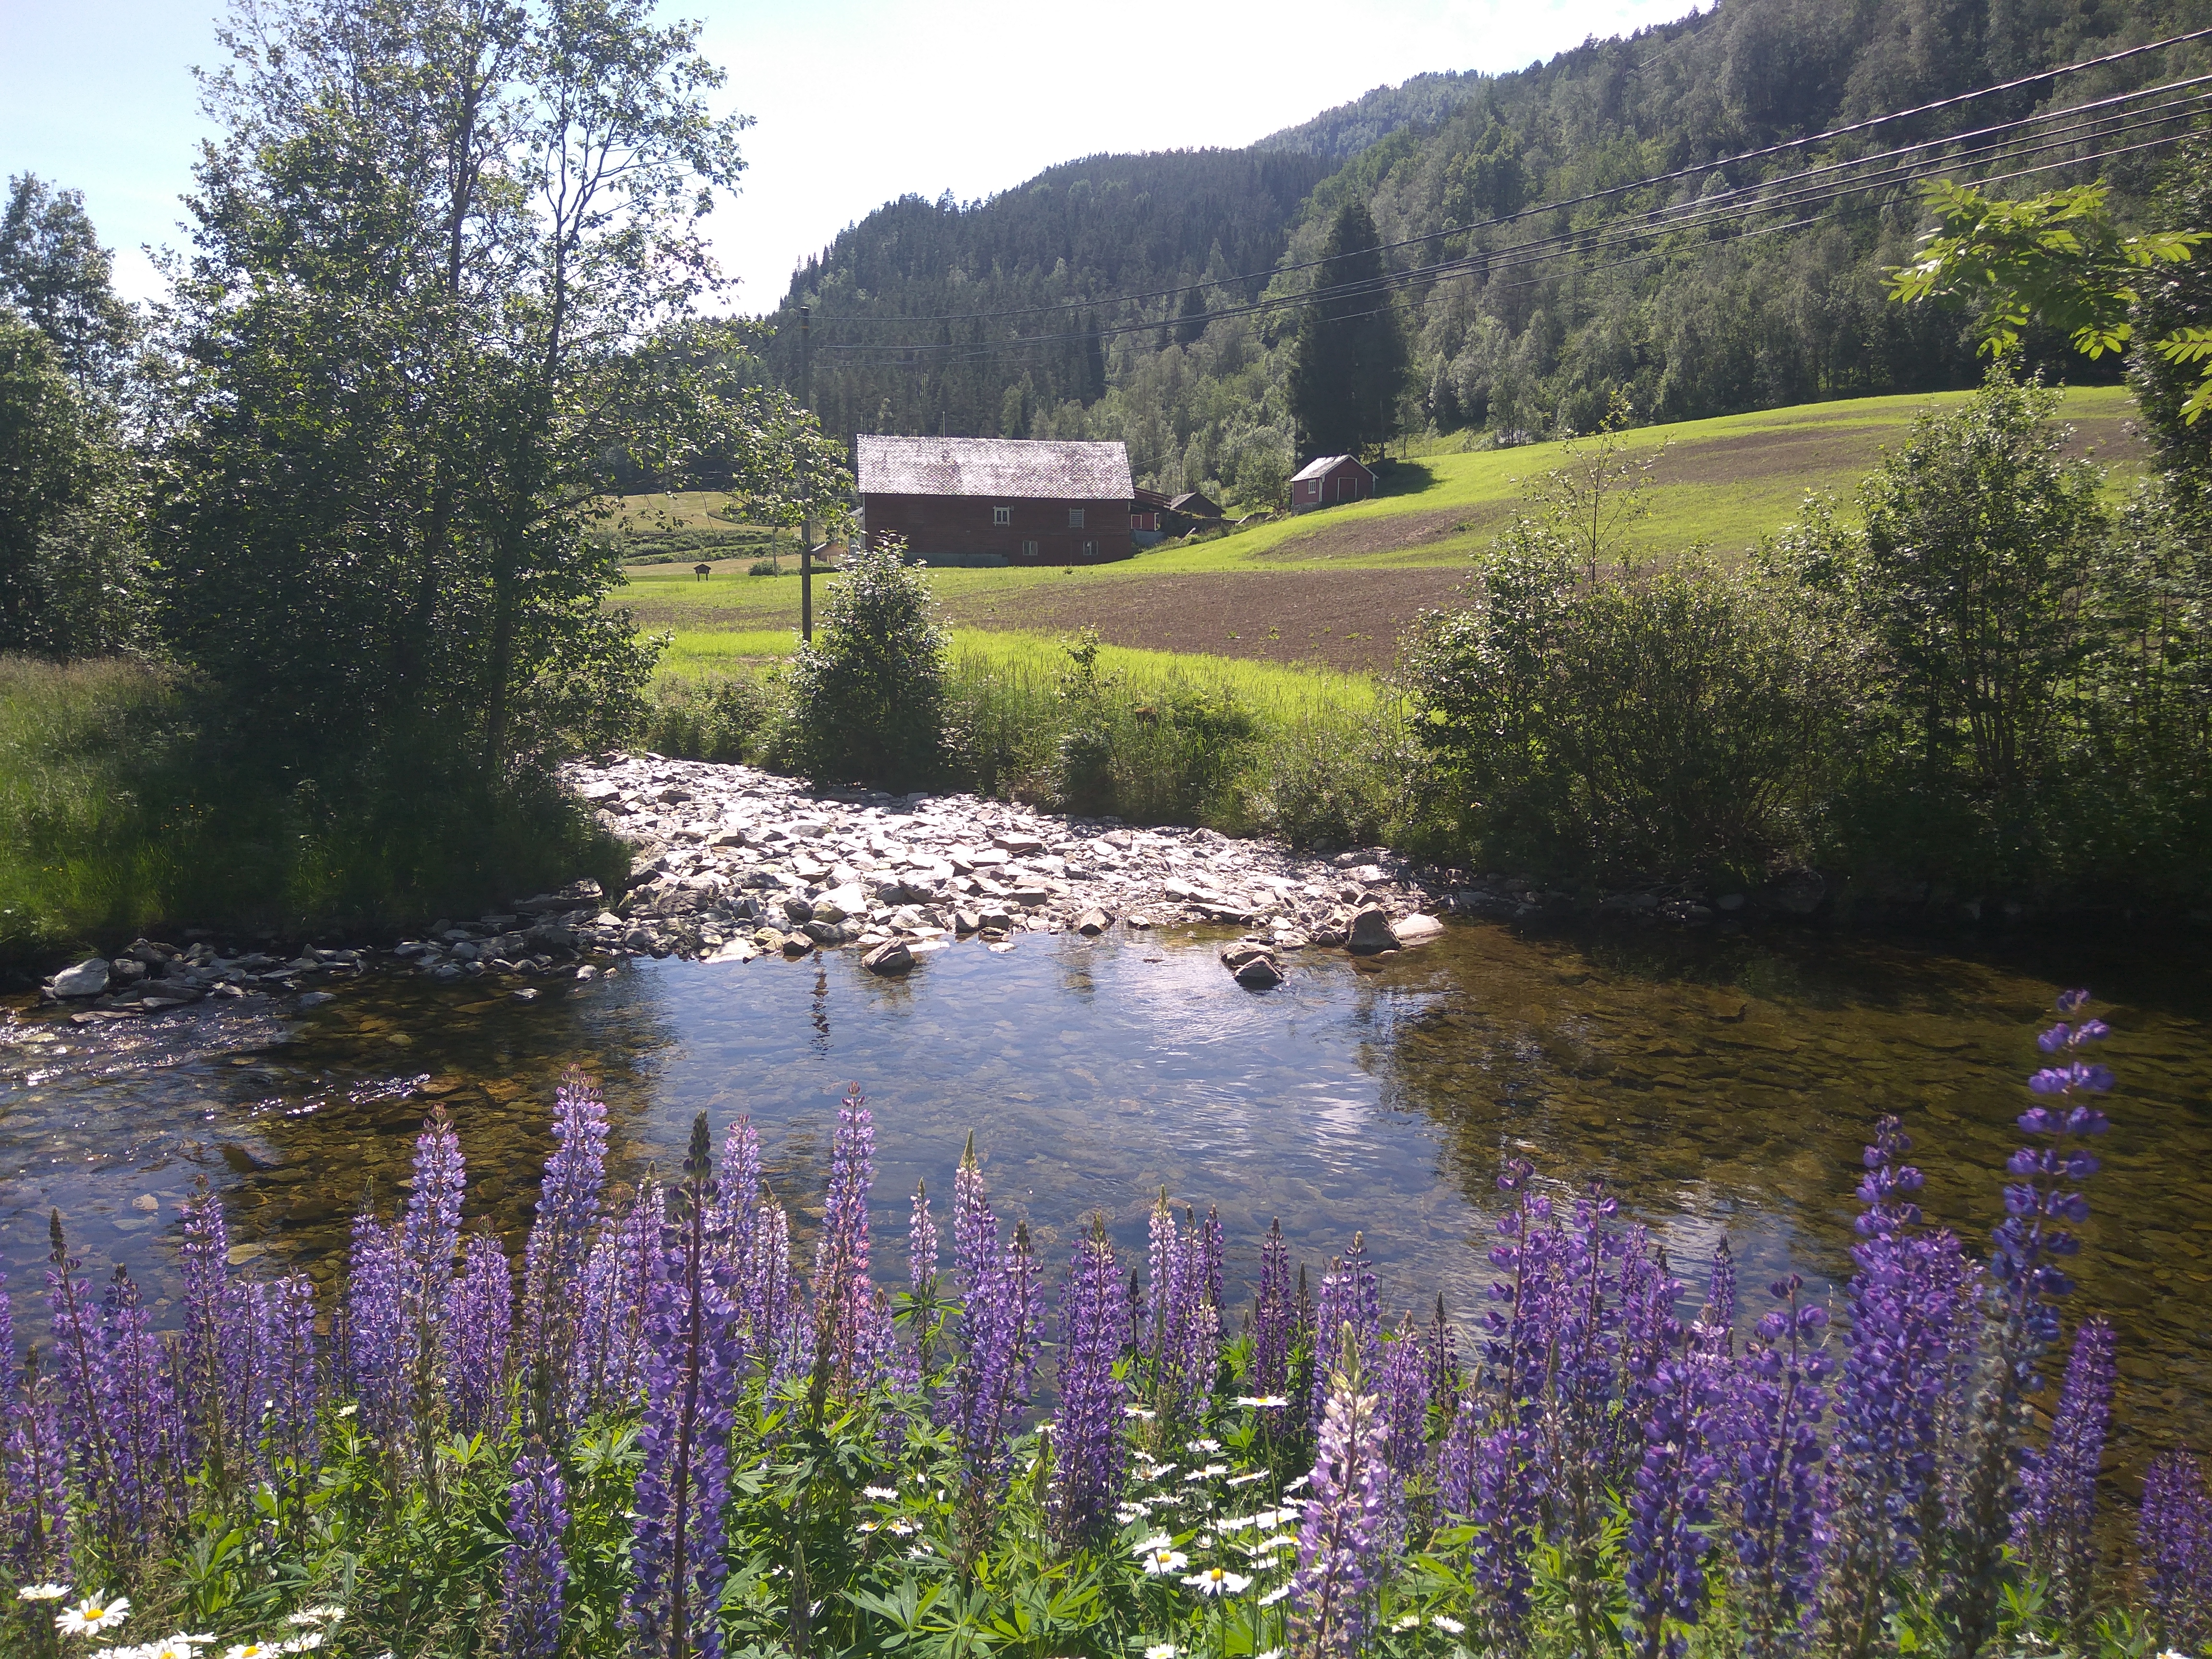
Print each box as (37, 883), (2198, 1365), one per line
(1288, 201), (1408, 460)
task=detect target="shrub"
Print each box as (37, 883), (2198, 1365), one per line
(785, 535), (948, 789)
(639, 671), (783, 763)
(1408, 528), (1844, 883)
(746, 557), (779, 577)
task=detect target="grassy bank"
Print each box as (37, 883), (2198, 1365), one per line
(642, 629), (1410, 849)
(0, 655), (626, 978)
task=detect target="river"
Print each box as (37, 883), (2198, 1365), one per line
(4, 916), (2208, 1476)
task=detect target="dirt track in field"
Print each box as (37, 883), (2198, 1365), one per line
(939, 567), (1472, 672)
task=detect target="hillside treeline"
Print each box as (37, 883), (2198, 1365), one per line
(764, 0), (2212, 505)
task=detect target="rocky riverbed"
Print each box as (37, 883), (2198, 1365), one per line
(36, 753), (1846, 1015)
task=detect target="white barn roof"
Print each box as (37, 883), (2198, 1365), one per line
(857, 435), (1134, 500)
(1291, 454), (1371, 483)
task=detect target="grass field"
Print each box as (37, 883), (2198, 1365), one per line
(623, 383), (2145, 672)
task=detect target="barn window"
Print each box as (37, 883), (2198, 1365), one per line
(1082, 541), (1096, 558)
(1068, 507), (1086, 529)
(1022, 540), (1038, 558)
(993, 505), (1010, 525)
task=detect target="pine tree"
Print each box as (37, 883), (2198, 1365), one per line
(1288, 201), (1408, 460)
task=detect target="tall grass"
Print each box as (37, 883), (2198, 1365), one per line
(638, 630), (1419, 848)
(0, 655), (625, 975)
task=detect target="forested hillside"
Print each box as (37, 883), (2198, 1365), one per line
(764, 0), (2212, 507)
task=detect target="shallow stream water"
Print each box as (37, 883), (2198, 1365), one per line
(4, 917), (2209, 1479)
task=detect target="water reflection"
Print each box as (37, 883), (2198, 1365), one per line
(2, 917), (2207, 1473)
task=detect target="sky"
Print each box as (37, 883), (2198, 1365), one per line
(1, 0), (1698, 313)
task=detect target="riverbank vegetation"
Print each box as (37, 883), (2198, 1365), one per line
(6, 992), (2200, 1658)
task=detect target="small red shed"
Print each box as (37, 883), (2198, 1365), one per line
(1290, 454), (1374, 512)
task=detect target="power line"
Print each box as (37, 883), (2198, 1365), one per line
(792, 27), (2212, 336)
(814, 101), (2206, 366)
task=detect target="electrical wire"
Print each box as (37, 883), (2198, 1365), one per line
(793, 27), (2212, 334)
(813, 104), (2205, 365)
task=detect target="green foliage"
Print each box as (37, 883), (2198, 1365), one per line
(786, 537), (950, 788)
(1409, 530), (1843, 883)
(639, 672), (786, 765)
(0, 172), (139, 394)
(0, 654), (627, 976)
(1886, 178), (2205, 363)
(155, 0), (844, 772)
(1288, 200), (1412, 461)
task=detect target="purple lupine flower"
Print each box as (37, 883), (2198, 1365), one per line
(1379, 1313), (1429, 1476)
(1253, 1218), (1294, 1406)
(1816, 1114), (1977, 1659)
(1694, 1238), (1736, 1359)
(809, 1087), (891, 1404)
(1048, 1215), (1126, 1545)
(2140, 1449), (2212, 1648)
(1625, 1355), (1722, 1659)
(503, 1441), (570, 1658)
(1936, 991), (2114, 1653)
(901, 1177), (941, 1383)
(943, 1142), (1039, 1536)
(178, 1180), (232, 1464)
(1468, 1160), (1546, 1646)
(523, 1068), (609, 1433)
(2, 1342), (71, 1583)
(708, 1114), (761, 1261)
(449, 1231), (515, 1440)
(1311, 1232), (1381, 1430)
(630, 1114), (740, 1659)
(2015, 1316), (2116, 1633)
(44, 1211), (130, 1556)
(1423, 1293), (1459, 1404)
(577, 1180), (664, 1415)
(400, 1106), (467, 1454)
(1537, 1182), (1630, 1659)
(1436, 1386), (1479, 1517)
(259, 1272), (319, 1475)
(1291, 1324), (1396, 1659)
(100, 1265), (184, 1541)
(341, 1210), (406, 1436)
(1727, 1275), (1829, 1659)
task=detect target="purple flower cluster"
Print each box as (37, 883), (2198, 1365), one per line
(1624, 1355), (1721, 1659)
(1725, 1275), (1828, 1659)
(1142, 1192), (1222, 1429)
(1292, 1325), (1397, 1659)
(522, 1066), (608, 1432)
(2140, 1449), (2212, 1648)
(809, 1088), (893, 1404)
(449, 1230), (515, 1440)
(943, 1142), (1039, 1528)
(1048, 1216), (1126, 1545)
(2014, 1315), (2115, 1632)
(1311, 1231), (1380, 1428)
(630, 1113), (742, 1659)
(502, 1440), (569, 1658)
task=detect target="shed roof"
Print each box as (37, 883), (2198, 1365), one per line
(1291, 454), (1373, 483)
(857, 435), (1134, 500)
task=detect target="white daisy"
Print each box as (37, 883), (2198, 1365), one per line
(1432, 1614), (1467, 1635)
(888, 1519), (918, 1536)
(282, 1637), (325, 1654)
(293, 1607), (343, 1626)
(1258, 1584), (1291, 1607)
(1144, 1646), (1179, 1659)
(17, 1583), (71, 1602)
(1186, 1438), (1220, 1453)
(58, 1594), (131, 1636)
(857, 1520), (879, 1534)
(862, 1484), (899, 1501)
(1140, 1547), (1190, 1576)
(1134, 1531), (1175, 1554)
(1393, 1614), (1421, 1631)
(1258, 1649), (1285, 1659)
(1123, 1405), (1157, 1419)
(1283, 1473), (1310, 1491)
(1234, 1394), (1291, 1408)
(1226, 1470), (1267, 1487)
(1181, 1566), (1253, 1597)
(1202, 1463), (1228, 1477)
(223, 1644), (279, 1659)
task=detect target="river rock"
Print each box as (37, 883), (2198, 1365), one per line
(1392, 914), (1446, 946)
(863, 938), (915, 975)
(813, 883), (868, 924)
(952, 908), (981, 934)
(1234, 953), (1284, 989)
(1762, 869), (1826, 916)
(48, 958), (109, 998)
(1218, 940), (1272, 972)
(296, 991), (336, 1008)
(1346, 906), (1399, 955)
(1075, 907), (1108, 936)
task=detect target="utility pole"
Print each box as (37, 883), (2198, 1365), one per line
(800, 303), (814, 644)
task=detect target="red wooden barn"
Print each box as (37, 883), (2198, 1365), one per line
(856, 435), (1135, 565)
(1289, 454), (1374, 512)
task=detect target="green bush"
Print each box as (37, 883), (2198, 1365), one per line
(0, 654), (626, 977)
(639, 672), (784, 764)
(785, 536), (949, 789)
(1408, 528), (1844, 883)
